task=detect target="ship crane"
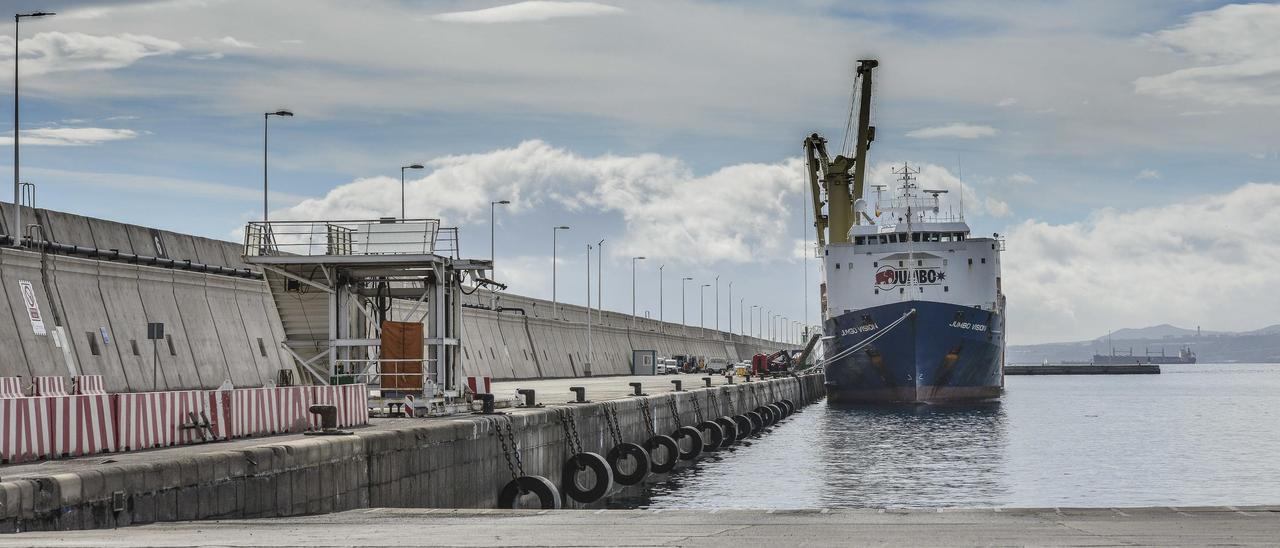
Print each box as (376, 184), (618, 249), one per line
(804, 59), (878, 247)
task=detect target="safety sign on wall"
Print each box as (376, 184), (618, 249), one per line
(18, 280), (46, 336)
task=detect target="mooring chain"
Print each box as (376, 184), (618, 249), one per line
(601, 402), (623, 446)
(638, 400), (657, 437)
(492, 417), (524, 482)
(690, 394), (704, 423)
(556, 408), (584, 454)
(666, 396), (683, 429)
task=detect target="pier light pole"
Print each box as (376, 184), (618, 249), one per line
(551, 226), (570, 320)
(489, 200), (509, 275)
(750, 306), (759, 339)
(13, 11), (55, 240)
(739, 298), (744, 337)
(727, 281), (733, 336)
(658, 264), (665, 327)
(764, 309), (770, 339)
(700, 284), (710, 337)
(714, 276), (720, 333)
(263, 109), (293, 221)
(596, 239), (604, 330)
(586, 244), (593, 374)
(631, 256), (646, 328)
(400, 164), (424, 219)
(681, 277), (693, 332)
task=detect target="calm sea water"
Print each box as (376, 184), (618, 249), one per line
(616, 363), (1280, 508)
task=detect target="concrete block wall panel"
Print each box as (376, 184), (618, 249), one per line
(529, 320), (570, 377)
(0, 264), (35, 379)
(158, 231), (200, 265)
(174, 275), (235, 388)
(135, 266), (206, 389)
(124, 224), (161, 257)
(472, 313), (502, 378)
(458, 314), (492, 378)
(86, 217), (135, 254)
(47, 256), (134, 392)
(0, 204), (39, 241)
(191, 236), (232, 268)
(0, 250), (70, 378)
(220, 241), (254, 272)
(204, 274), (263, 388)
(40, 210), (98, 248)
(95, 261), (168, 391)
(234, 285), (287, 382)
(496, 314), (539, 379)
(478, 313), (516, 379)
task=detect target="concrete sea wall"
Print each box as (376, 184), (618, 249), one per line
(0, 373), (825, 532)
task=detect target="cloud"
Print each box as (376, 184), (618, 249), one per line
(0, 32), (181, 76)
(1003, 182), (1280, 343)
(1136, 169), (1161, 181)
(216, 36), (256, 48)
(1135, 3), (1280, 106)
(996, 97), (1019, 107)
(905, 123), (999, 139)
(0, 127), (140, 146)
(24, 165), (309, 204)
(273, 140), (802, 265)
(1008, 173), (1036, 185)
(433, 1), (624, 24)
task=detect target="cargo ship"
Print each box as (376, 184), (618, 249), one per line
(804, 60), (1006, 403)
(1091, 346), (1196, 365)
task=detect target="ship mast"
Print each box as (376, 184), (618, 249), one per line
(803, 59), (878, 246)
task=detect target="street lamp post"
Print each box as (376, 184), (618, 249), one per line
(658, 264), (665, 327)
(699, 284), (710, 336)
(739, 298), (744, 337)
(727, 281), (733, 336)
(400, 164), (424, 219)
(586, 244), (593, 375)
(489, 200), (510, 276)
(263, 109), (294, 221)
(551, 226), (570, 320)
(13, 11), (55, 240)
(596, 239), (604, 331)
(631, 256), (646, 328)
(714, 276), (720, 333)
(681, 277), (693, 331)
(750, 305), (759, 339)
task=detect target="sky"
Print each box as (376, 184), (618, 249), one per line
(2, 0), (1279, 344)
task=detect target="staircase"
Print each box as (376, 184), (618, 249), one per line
(262, 269), (331, 382)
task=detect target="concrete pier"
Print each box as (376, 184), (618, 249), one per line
(3, 506), (1277, 547)
(0, 373), (824, 533)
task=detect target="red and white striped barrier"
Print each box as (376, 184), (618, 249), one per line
(465, 376), (492, 395)
(115, 390), (226, 451)
(309, 385), (370, 428)
(222, 386), (313, 439)
(48, 394), (116, 458)
(0, 377), (25, 398)
(0, 397), (52, 463)
(33, 376), (69, 397)
(73, 375), (107, 395)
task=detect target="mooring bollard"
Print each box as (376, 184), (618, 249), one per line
(671, 379), (683, 392)
(517, 389), (537, 407)
(304, 405), (351, 436)
(629, 382), (647, 396)
(702, 377), (712, 388)
(745, 374), (752, 382)
(569, 386), (589, 403)
(727, 375), (735, 384)
(477, 393), (496, 414)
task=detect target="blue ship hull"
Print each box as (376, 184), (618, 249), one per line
(823, 300), (1005, 403)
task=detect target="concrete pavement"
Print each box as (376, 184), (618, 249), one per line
(2, 506), (1277, 546)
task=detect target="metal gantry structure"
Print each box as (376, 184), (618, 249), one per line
(243, 218), (492, 415)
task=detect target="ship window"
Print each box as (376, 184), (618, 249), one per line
(912, 233), (921, 242)
(898, 261), (903, 267)
(944, 286), (950, 292)
(981, 258), (987, 264)
(899, 288), (905, 294)
(874, 289), (879, 295)
(855, 236), (865, 245)
(835, 263), (840, 269)
(879, 235), (888, 244)
(958, 233), (965, 241)
(941, 234), (952, 242)
(873, 262), (878, 267)
(848, 262), (854, 270)
(917, 260), (923, 266)
(919, 287), (924, 293)
(968, 258), (973, 265)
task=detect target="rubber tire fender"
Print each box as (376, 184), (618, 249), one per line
(671, 425), (704, 461)
(561, 452), (613, 504)
(497, 475), (562, 509)
(781, 399), (796, 414)
(607, 442), (651, 486)
(731, 415), (753, 441)
(695, 420), (725, 452)
(746, 411), (764, 435)
(755, 406), (774, 426)
(713, 417), (737, 447)
(767, 403), (786, 422)
(643, 434), (680, 473)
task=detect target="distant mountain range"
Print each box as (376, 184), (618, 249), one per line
(1009, 324), (1280, 364)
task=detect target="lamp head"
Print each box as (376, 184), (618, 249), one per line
(406, 163), (424, 170)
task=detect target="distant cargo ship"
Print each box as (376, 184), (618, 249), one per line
(1089, 346), (1196, 365)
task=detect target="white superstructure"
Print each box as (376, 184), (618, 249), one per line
(821, 164), (1003, 320)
